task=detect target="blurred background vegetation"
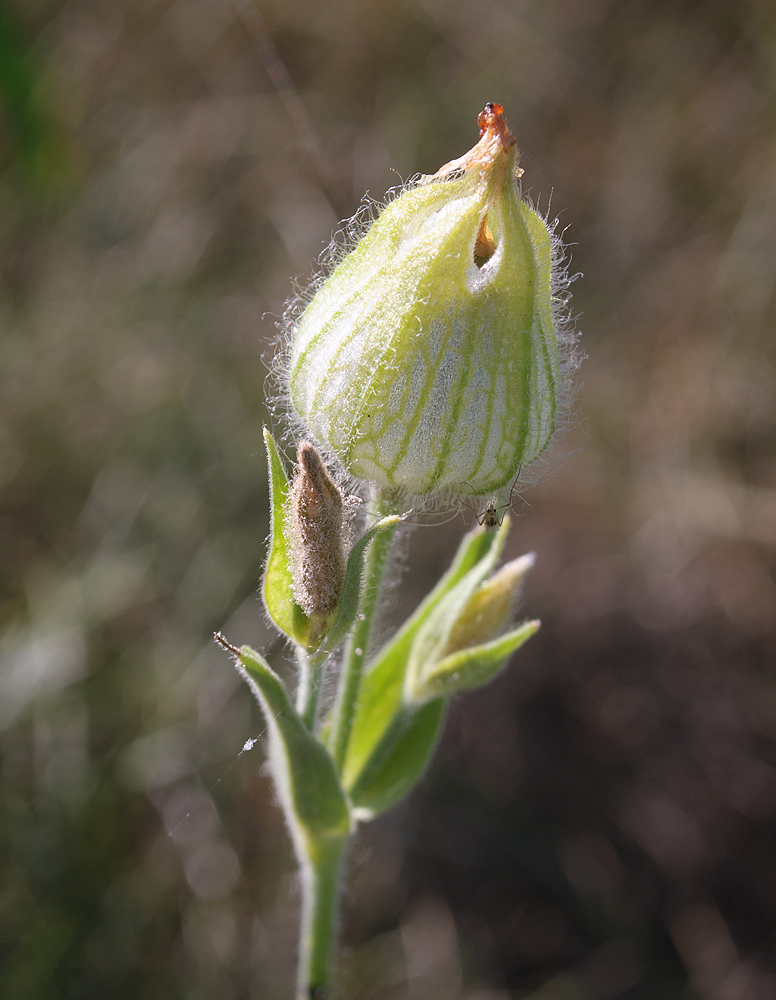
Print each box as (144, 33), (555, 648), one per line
(1, 0), (775, 997)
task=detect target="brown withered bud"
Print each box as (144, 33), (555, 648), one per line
(289, 441), (346, 630)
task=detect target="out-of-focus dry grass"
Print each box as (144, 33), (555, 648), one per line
(1, 0), (775, 997)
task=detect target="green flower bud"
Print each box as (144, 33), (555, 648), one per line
(443, 551), (535, 653)
(288, 103), (574, 496)
(403, 525), (540, 704)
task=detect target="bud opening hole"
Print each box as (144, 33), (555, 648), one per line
(474, 211), (498, 268)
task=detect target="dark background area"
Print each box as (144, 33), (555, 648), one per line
(1, 0), (775, 997)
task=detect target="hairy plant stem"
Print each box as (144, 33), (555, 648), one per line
(328, 489), (399, 771)
(297, 834), (349, 1000)
(296, 646), (330, 730)
(294, 490), (399, 998)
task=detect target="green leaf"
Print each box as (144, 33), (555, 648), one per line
(235, 643), (350, 848)
(340, 521), (502, 796)
(321, 513), (403, 652)
(411, 619), (541, 703)
(403, 516), (511, 700)
(348, 700), (446, 820)
(262, 428), (311, 647)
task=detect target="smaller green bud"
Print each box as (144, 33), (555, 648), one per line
(288, 441), (345, 645)
(404, 529), (539, 705)
(443, 552), (534, 654)
(288, 103), (573, 496)
(410, 617), (539, 703)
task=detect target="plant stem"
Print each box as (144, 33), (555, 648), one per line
(294, 491), (398, 997)
(328, 490), (399, 771)
(296, 646), (329, 730)
(297, 834), (349, 1000)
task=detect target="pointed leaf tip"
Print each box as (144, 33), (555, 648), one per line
(236, 644), (350, 844)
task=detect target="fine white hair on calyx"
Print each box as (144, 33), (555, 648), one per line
(513, 186), (584, 496)
(265, 176), (423, 482)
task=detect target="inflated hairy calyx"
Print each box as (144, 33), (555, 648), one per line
(289, 103), (565, 496)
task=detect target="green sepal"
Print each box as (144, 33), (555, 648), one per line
(340, 521), (499, 798)
(409, 619), (541, 704)
(403, 516), (511, 701)
(262, 428), (311, 648)
(321, 513), (403, 653)
(236, 644), (350, 848)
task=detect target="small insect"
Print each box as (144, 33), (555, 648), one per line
(460, 471), (524, 530)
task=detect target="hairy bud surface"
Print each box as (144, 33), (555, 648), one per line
(288, 441), (345, 634)
(288, 103), (573, 496)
